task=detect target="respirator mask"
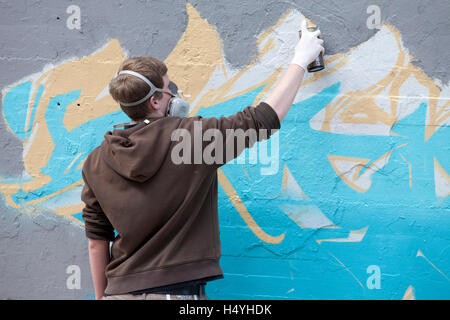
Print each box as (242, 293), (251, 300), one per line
(116, 70), (190, 118)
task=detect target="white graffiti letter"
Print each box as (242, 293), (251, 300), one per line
(66, 5), (81, 30)
(366, 265), (381, 289)
(366, 5), (382, 30)
(66, 265), (81, 290)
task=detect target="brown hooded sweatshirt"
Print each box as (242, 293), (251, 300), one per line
(81, 102), (280, 295)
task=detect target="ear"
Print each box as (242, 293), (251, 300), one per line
(149, 96), (159, 111)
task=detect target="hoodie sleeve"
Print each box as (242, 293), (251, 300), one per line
(81, 170), (115, 241)
(189, 101), (281, 168)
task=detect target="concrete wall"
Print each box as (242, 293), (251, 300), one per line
(0, 0), (449, 300)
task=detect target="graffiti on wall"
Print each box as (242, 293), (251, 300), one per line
(1, 4), (448, 299)
(1, 39), (129, 223)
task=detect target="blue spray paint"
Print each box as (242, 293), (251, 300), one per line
(2, 84), (129, 209)
(197, 82), (450, 299)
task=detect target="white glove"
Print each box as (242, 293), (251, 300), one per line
(291, 20), (325, 71)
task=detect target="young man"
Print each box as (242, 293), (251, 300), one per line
(82, 20), (324, 300)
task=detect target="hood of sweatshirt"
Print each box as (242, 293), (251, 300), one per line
(100, 117), (179, 183)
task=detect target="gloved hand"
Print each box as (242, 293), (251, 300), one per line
(291, 20), (325, 71)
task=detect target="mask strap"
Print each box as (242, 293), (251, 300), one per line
(116, 70), (165, 107)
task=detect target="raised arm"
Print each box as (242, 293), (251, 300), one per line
(264, 19), (324, 122)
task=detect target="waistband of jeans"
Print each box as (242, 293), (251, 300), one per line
(131, 283), (205, 296)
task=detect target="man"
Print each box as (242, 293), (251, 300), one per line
(81, 20), (324, 300)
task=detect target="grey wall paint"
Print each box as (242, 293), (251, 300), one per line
(0, 200), (92, 299)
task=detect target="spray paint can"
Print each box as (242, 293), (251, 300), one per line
(298, 25), (325, 72)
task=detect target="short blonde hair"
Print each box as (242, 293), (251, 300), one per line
(109, 57), (168, 121)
